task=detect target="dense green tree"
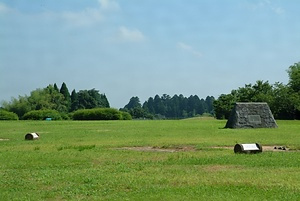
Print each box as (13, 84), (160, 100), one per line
(77, 90), (97, 109)
(131, 107), (146, 119)
(187, 95), (199, 117)
(287, 62), (300, 119)
(77, 89), (110, 109)
(143, 97), (155, 114)
(251, 80), (274, 102)
(235, 84), (254, 102)
(271, 82), (296, 119)
(287, 62), (300, 92)
(153, 95), (165, 116)
(123, 96), (147, 119)
(124, 97), (142, 110)
(54, 83), (59, 92)
(178, 94), (188, 116)
(28, 85), (67, 113)
(169, 95), (180, 118)
(205, 96), (215, 113)
(213, 93), (237, 119)
(88, 89), (108, 107)
(59, 82), (71, 111)
(100, 94), (110, 108)
(70, 90), (79, 112)
(2, 96), (31, 118)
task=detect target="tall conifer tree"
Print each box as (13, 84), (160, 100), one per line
(54, 83), (59, 92)
(60, 82), (71, 111)
(70, 89), (79, 112)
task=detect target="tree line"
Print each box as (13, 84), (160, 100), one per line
(213, 62), (300, 120)
(121, 94), (215, 119)
(1, 82), (214, 120)
(1, 83), (110, 119)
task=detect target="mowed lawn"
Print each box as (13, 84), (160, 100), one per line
(0, 119), (299, 200)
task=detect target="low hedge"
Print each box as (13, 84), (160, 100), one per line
(0, 110), (19, 120)
(22, 110), (62, 120)
(120, 111), (132, 120)
(73, 108), (132, 120)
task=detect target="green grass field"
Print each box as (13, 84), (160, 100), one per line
(0, 119), (299, 200)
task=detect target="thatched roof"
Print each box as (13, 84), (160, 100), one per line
(225, 102), (277, 129)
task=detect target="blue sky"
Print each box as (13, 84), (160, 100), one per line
(1, 0), (299, 108)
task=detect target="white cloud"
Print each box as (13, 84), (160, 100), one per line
(244, 0), (285, 15)
(0, 2), (12, 14)
(61, 0), (120, 27)
(271, 5), (285, 15)
(177, 42), (193, 51)
(264, 0), (285, 15)
(62, 8), (102, 27)
(98, 0), (120, 11)
(118, 26), (145, 42)
(177, 42), (202, 58)
(0, 1), (120, 28)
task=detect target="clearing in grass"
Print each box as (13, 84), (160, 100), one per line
(0, 119), (299, 200)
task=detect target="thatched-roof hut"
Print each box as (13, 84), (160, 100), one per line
(225, 102), (277, 128)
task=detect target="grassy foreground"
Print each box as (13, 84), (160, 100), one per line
(0, 119), (299, 200)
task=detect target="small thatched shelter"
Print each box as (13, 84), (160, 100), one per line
(225, 102), (277, 129)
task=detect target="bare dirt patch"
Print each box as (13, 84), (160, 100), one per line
(116, 145), (294, 153)
(116, 146), (197, 153)
(0, 139), (9, 141)
(212, 145), (291, 152)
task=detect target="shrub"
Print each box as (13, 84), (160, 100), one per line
(120, 111), (132, 120)
(0, 110), (19, 120)
(60, 113), (70, 120)
(22, 110), (62, 120)
(73, 108), (131, 120)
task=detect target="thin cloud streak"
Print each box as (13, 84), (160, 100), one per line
(177, 42), (202, 58)
(117, 26), (145, 42)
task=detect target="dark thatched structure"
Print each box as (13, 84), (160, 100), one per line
(225, 102), (277, 129)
